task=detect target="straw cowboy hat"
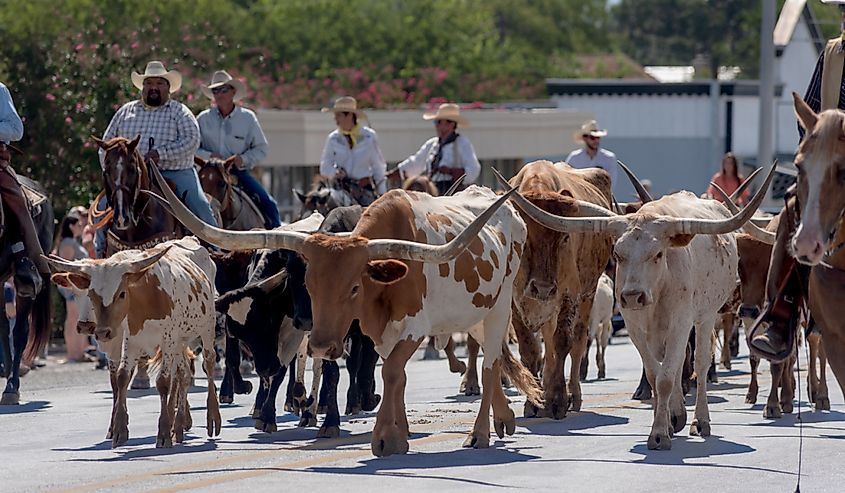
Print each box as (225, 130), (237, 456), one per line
(201, 70), (247, 102)
(573, 120), (608, 143)
(423, 103), (470, 128)
(321, 96), (368, 120)
(131, 61), (182, 93)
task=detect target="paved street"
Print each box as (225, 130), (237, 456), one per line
(1, 334), (843, 493)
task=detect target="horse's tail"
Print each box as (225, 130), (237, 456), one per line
(23, 275), (52, 362)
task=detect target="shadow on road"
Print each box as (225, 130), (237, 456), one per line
(0, 400), (50, 414)
(56, 435), (220, 461)
(518, 411), (633, 437)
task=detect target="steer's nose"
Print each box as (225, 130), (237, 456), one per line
(309, 340), (343, 361)
(94, 327), (114, 341)
(526, 279), (557, 300)
(77, 321), (96, 335)
(620, 289), (652, 309)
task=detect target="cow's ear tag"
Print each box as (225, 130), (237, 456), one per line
(366, 260), (408, 285)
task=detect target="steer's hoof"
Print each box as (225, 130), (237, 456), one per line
(220, 394), (234, 405)
(689, 419), (711, 437)
(345, 403), (362, 415)
(543, 399), (568, 420)
(670, 409), (687, 434)
(647, 432), (672, 450)
(449, 359), (467, 375)
(130, 375), (150, 390)
(815, 397), (831, 411)
(462, 430), (490, 449)
(0, 391), (20, 406)
(494, 416), (516, 439)
(362, 393), (381, 412)
(781, 400), (794, 414)
(524, 401), (540, 418)
(255, 418), (277, 433)
(371, 427), (409, 457)
(298, 413), (317, 428)
(764, 403), (782, 419)
(317, 425), (340, 439)
(744, 393), (757, 405)
(568, 396), (582, 412)
(632, 386), (652, 402)
(112, 428), (129, 448)
(156, 433), (174, 448)
(460, 379), (480, 396)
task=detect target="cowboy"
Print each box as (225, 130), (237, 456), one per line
(196, 70), (281, 228)
(750, 0), (845, 357)
(96, 61), (217, 257)
(565, 120), (618, 187)
(319, 96), (387, 206)
(0, 82), (48, 295)
(388, 103), (480, 196)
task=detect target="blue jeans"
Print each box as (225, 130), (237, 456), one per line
(232, 168), (281, 228)
(95, 167), (218, 257)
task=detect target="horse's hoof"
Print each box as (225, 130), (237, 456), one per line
(317, 425), (340, 439)
(460, 380), (480, 396)
(219, 394), (234, 405)
(130, 375), (150, 390)
(764, 403), (782, 419)
(234, 380), (253, 395)
(523, 401), (540, 418)
(0, 392), (20, 405)
(816, 397), (831, 411)
(255, 419), (277, 433)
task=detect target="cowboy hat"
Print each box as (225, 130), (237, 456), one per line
(423, 103), (470, 128)
(573, 120), (608, 143)
(321, 96), (368, 120)
(201, 70), (247, 102)
(131, 61), (182, 93)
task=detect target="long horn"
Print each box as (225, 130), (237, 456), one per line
(730, 166), (763, 202)
(443, 174), (466, 196)
(42, 254), (87, 274)
(667, 162), (777, 236)
(710, 181), (776, 244)
(149, 164), (308, 252)
(365, 187), (518, 262)
(493, 169), (617, 223)
(126, 246), (172, 273)
(617, 160), (653, 203)
(254, 269), (288, 293)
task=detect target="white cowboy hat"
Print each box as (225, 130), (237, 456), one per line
(321, 96), (368, 120)
(131, 61), (182, 93)
(573, 120), (608, 143)
(201, 70), (247, 102)
(423, 103), (470, 128)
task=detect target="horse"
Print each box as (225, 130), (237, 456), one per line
(294, 175), (357, 219)
(195, 156), (264, 231)
(90, 135), (186, 390)
(0, 175), (54, 405)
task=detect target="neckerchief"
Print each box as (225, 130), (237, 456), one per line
(431, 132), (459, 171)
(341, 125), (359, 148)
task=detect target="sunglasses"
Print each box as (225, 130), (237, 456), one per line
(211, 85), (233, 95)
(434, 119), (453, 126)
(583, 134), (599, 140)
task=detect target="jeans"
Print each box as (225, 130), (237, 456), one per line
(95, 167), (218, 258)
(232, 168), (281, 228)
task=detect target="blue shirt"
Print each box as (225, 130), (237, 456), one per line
(0, 83), (23, 144)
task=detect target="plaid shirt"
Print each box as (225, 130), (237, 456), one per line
(100, 99), (200, 170)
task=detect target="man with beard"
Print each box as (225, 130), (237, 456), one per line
(565, 120), (618, 188)
(95, 61), (217, 257)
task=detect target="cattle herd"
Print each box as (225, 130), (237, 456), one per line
(38, 95), (845, 459)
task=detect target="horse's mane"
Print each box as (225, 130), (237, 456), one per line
(402, 175), (438, 196)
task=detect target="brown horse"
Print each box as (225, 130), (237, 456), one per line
(791, 93), (845, 402)
(195, 156), (264, 231)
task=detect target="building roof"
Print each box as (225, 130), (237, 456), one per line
(546, 79), (783, 97)
(774, 0), (825, 57)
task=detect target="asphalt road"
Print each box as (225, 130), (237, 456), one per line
(1, 335), (843, 493)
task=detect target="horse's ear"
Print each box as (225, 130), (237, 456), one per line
(194, 156), (207, 168)
(91, 136), (108, 150)
(793, 92), (818, 132)
(224, 157), (239, 172)
(127, 134), (141, 153)
(294, 189), (307, 203)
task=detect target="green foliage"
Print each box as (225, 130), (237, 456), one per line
(0, 0), (615, 212)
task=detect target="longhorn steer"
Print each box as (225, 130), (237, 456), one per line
(504, 161), (614, 417)
(45, 237), (222, 448)
(154, 165), (543, 457)
(504, 163), (775, 449)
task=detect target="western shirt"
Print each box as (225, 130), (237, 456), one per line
(100, 99), (200, 170)
(397, 135), (481, 184)
(196, 105), (268, 170)
(0, 83), (23, 144)
(320, 126), (387, 194)
(565, 147), (618, 186)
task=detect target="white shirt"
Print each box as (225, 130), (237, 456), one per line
(397, 134), (481, 184)
(565, 147), (618, 186)
(319, 126), (387, 194)
(196, 106), (268, 170)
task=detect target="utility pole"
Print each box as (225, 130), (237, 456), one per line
(758, 0), (776, 170)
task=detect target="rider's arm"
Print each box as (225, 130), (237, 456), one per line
(457, 136), (481, 184)
(0, 84), (23, 143)
(156, 104), (200, 168)
(396, 140), (431, 180)
(239, 112), (268, 170)
(319, 133), (337, 176)
(370, 132), (387, 194)
(195, 110), (214, 161)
